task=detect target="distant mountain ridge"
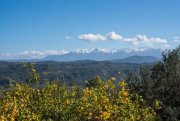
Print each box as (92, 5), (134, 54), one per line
(113, 55), (159, 64)
(0, 48), (163, 62)
(44, 48), (162, 61)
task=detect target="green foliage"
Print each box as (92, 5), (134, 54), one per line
(0, 61), (140, 86)
(0, 65), (158, 121)
(151, 46), (180, 106)
(126, 45), (180, 121)
(23, 63), (40, 84)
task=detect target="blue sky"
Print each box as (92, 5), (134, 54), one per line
(0, 0), (180, 58)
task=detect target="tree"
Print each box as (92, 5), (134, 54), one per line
(126, 45), (180, 120)
(151, 46), (180, 120)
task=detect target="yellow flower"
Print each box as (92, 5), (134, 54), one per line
(101, 111), (111, 120)
(0, 115), (6, 121)
(137, 115), (141, 120)
(122, 91), (129, 97)
(19, 102), (24, 107)
(130, 115), (135, 121)
(119, 81), (126, 87)
(111, 77), (116, 80)
(94, 95), (97, 101)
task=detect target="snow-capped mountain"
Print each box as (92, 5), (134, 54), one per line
(74, 48), (118, 54)
(44, 48), (162, 61)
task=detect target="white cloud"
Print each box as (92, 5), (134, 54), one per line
(78, 31), (122, 42)
(123, 35), (167, 45)
(0, 53), (13, 60)
(173, 36), (180, 43)
(18, 50), (69, 58)
(174, 40), (180, 42)
(123, 38), (139, 45)
(160, 44), (171, 50)
(174, 36), (179, 40)
(65, 35), (72, 40)
(78, 32), (167, 47)
(78, 34), (106, 42)
(0, 50), (69, 60)
(136, 35), (166, 43)
(106, 32), (123, 40)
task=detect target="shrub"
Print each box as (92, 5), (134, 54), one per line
(126, 45), (180, 120)
(0, 75), (158, 120)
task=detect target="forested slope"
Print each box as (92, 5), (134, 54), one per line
(0, 61), (141, 86)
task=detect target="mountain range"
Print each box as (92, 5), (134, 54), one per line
(0, 48), (162, 63)
(44, 48), (162, 61)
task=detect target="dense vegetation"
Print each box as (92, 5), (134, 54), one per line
(0, 61), (140, 86)
(126, 46), (180, 120)
(0, 64), (159, 120)
(0, 46), (179, 120)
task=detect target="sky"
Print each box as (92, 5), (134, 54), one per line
(0, 0), (180, 59)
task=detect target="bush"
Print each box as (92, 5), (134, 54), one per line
(126, 45), (180, 120)
(0, 68), (159, 120)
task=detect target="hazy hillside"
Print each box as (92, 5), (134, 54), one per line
(114, 55), (159, 64)
(0, 61), (141, 86)
(0, 54), (159, 86)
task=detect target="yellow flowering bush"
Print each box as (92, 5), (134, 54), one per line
(0, 80), (159, 120)
(0, 64), (159, 121)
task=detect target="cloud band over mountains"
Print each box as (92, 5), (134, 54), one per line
(0, 50), (68, 60)
(78, 32), (167, 46)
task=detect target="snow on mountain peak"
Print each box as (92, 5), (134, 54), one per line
(74, 48), (118, 54)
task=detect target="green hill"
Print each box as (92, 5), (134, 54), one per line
(0, 61), (141, 86)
